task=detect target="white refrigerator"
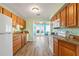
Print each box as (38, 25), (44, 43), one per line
(0, 13), (13, 56)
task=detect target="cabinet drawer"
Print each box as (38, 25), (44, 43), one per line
(59, 40), (76, 51)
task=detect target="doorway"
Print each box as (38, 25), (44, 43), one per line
(33, 21), (51, 55)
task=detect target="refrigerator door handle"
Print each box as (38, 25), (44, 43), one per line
(0, 32), (12, 34)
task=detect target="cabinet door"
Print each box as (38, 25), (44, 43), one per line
(52, 15), (57, 21)
(77, 4), (79, 26)
(61, 46), (76, 56)
(12, 14), (17, 26)
(60, 7), (67, 27)
(58, 44), (62, 56)
(17, 16), (21, 25)
(2, 8), (12, 17)
(53, 38), (58, 56)
(53, 43), (58, 56)
(67, 4), (77, 27)
(57, 13), (60, 19)
(13, 35), (21, 54)
(21, 19), (24, 26)
(0, 6), (2, 13)
(23, 20), (26, 28)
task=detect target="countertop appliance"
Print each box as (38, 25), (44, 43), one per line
(0, 13), (13, 56)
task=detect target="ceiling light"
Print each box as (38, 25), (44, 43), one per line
(32, 7), (40, 13)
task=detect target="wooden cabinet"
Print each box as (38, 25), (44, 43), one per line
(21, 33), (26, 47)
(58, 44), (62, 56)
(13, 33), (21, 55)
(53, 37), (58, 56)
(53, 36), (79, 56)
(57, 13), (60, 19)
(0, 6), (2, 13)
(51, 3), (79, 28)
(13, 32), (27, 55)
(2, 8), (12, 17)
(17, 16), (21, 25)
(21, 19), (26, 27)
(13, 39), (21, 54)
(58, 40), (76, 56)
(23, 20), (26, 28)
(21, 33), (24, 47)
(60, 7), (67, 27)
(67, 4), (77, 27)
(12, 14), (17, 26)
(17, 17), (25, 27)
(61, 46), (75, 56)
(51, 15), (57, 21)
(77, 4), (79, 27)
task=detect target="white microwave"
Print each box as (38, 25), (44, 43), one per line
(52, 19), (60, 28)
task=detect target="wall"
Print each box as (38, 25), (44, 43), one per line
(58, 28), (79, 36)
(51, 28), (79, 36)
(26, 18), (50, 41)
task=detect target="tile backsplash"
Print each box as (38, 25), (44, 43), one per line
(51, 28), (79, 36)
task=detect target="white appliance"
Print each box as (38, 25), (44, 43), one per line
(0, 13), (13, 56)
(52, 19), (60, 28)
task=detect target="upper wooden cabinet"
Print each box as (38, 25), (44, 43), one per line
(66, 4), (77, 27)
(12, 14), (17, 26)
(20, 18), (24, 26)
(23, 20), (26, 26)
(17, 16), (26, 28)
(21, 19), (26, 28)
(51, 3), (79, 28)
(77, 4), (79, 27)
(51, 15), (57, 21)
(2, 8), (12, 17)
(17, 16), (21, 25)
(0, 6), (2, 13)
(57, 13), (60, 19)
(60, 7), (67, 27)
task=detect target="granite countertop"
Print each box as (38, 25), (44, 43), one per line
(53, 35), (79, 45)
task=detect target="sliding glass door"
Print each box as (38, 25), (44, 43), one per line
(33, 23), (50, 36)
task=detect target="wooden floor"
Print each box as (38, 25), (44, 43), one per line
(15, 36), (53, 56)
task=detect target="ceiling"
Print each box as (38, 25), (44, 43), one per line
(1, 3), (65, 20)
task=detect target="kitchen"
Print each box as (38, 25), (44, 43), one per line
(0, 3), (79, 56)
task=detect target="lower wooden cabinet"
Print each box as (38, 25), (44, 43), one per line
(61, 46), (75, 56)
(53, 37), (58, 56)
(13, 33), (21, 54)
(53, 37), (79, 56)
(13, 32), (27, 55)
(58, 40), (76, 56)
(58, 45), (62, 56)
